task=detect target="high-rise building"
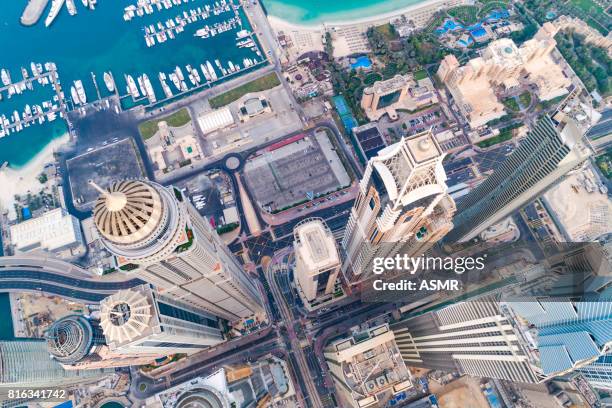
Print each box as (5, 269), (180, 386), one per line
(0, 339), (109, 393)
(293, 218), (341, 308)
(324, 324), (413, 408)
(98, 284), (224, 355)
(91, 179), (263, 322)
(391, 296), (542, 383)
(507, 283), (612, 390)
(45, 315), (162, 369)
(341, 130), (456, 284)
(446, 114), (592, 243)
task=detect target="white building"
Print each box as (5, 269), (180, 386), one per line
(99, 284), (224, 355)
(92, 179), (264, 323)
(9, 208), (85, 259)
(341, 130), (456, 284)
(293, 218), (341, 308)
(197, 107), (235, 134)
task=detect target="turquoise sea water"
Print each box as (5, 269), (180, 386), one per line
(0, 0), (261, 168)
(262, 0), (426, 25)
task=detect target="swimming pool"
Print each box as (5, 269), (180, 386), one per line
(351, 55), (372, 70)
(484, 388), (502, 408)
(435, 18), (464, 35)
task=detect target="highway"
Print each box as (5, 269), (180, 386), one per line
(0, 256), (143, 302)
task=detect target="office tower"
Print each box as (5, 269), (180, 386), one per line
(323, 324), (412, 408)
(0, 339), (109, 391)
(91, 179), (263, 322)
(391, 296), (541, 383)
(45, 315), (161, 369)
(99, 284), (224, 355)
(293, 218), (341, 308)
(341, 130), (456, 284)
(446, 114), (592, 243)
(507, 289), (612, 390)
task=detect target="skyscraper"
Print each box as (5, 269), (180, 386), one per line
(391, 296), (542, 383)
(45, 315), (162, 369)
(341, 130), (456, 284)
(0, 339), (109, 392)
(293, 218), (341, 308)
(323, 324), (412, 407)
(446, 114), (592, 243)
(91, 179), (264, 322)
(99, 284), (224, 355)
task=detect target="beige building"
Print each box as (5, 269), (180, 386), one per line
(361, 74), (438, 121)
(99, 284), (224, 355)
(45, 315), (162, 370)
(146, 120), (203, 176)
(437, 23), (571, 128)
(91, 180), (264, 323)
(324, 324), (412, 408)
(9, 208), (86, 260)
(293, 218), (341, 308)
(341, 130), (456, 284)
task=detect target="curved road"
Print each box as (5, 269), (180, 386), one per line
(0, 256), (143, 303)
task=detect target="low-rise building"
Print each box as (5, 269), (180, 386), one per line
(9, 207), (86, 260)
(361, 74), (438, 121)
(437, 24), (571, 128)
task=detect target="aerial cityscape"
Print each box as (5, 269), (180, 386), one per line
(0, 0), (610, 407)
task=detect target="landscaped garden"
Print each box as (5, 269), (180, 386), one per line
(138, 108), (191, 140)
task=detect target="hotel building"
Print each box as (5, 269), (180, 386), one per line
(341, 130), (456, 284)
(92, 179), (264, 322)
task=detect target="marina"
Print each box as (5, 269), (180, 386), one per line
(0, 0), (267, 164)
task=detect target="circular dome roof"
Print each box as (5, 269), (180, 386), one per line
(93, 180), (164, 245)
(174, 387), (228, 408)
(45, 315), (94, 364)
(99, 288), (153, 344)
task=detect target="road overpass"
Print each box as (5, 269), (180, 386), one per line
(0, 255), (143, 303)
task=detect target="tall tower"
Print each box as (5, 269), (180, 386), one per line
(446, 114), (591, 243)
(391, 296), (542, 383)
(92, 179), (264, 322)
(99, 284), (224, 355)
(45, 315), (162, 369)
(293, 218), (341, 307)
(341, 130), (456, 284)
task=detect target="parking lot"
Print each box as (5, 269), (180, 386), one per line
(173, 169), (239, 230)
(66, 138), (144, 209)
(243, 129), (350, 213)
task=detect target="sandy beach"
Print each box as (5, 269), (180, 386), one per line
(266, 0), (446, 30)
(0, 133), (69, 217)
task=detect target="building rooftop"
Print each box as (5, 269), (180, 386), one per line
(9, 208), (82, 253)
(197, 107), (234, 134)
(293, 218), (340, 272)
(326, 324), (412, 407)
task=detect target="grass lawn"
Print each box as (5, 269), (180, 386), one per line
(519, 91), (532, 108)
(569, 0), (605, 15)
(414, 69), (428, 80)
(448, 5), (480, 25)
(138, 108), (191, 140)
(375, 23), (398, 41)
(477, 124), (520, 148)
(479, 1), (508, 17)
(503, 97), (520, 112)
(209, 72), (280, 108)
(595, 150), (612, 179)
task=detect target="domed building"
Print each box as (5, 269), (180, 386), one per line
(90, 179), (264, 323)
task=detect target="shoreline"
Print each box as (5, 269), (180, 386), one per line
(0, 133), (69, 216)
(266, 0), (447, 31)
